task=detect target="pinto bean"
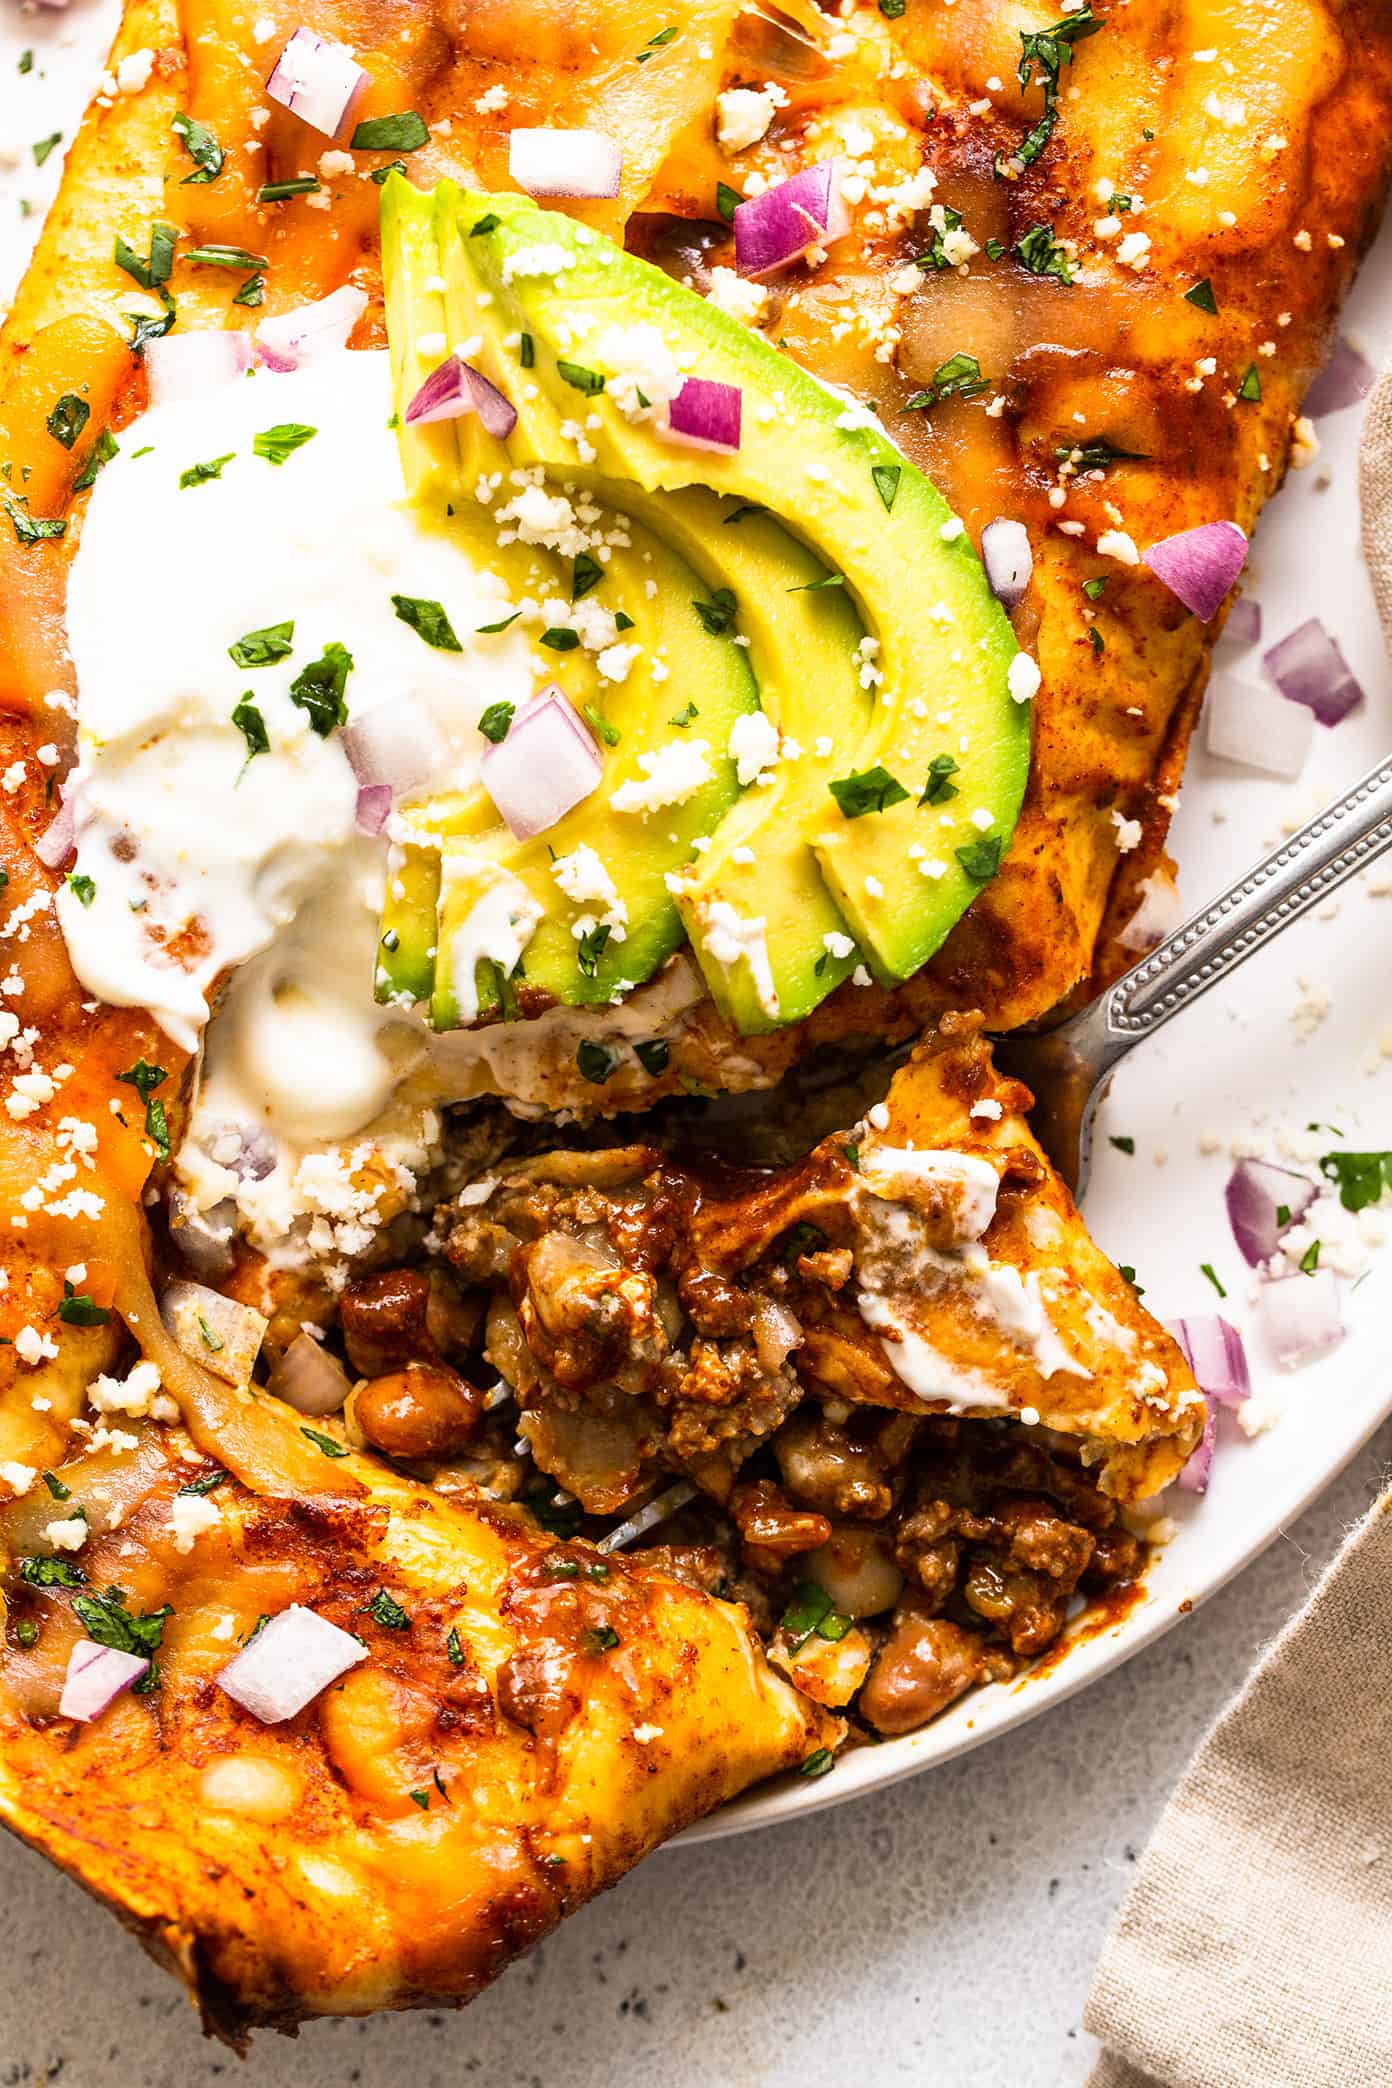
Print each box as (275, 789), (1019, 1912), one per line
(804, 1524), (903, 1619)
(340, 1269), (432, 1378)
(730, 1479), (831, 1564)
(859, 1611), (1002, 1736)
(354, 1361), (483, 1461)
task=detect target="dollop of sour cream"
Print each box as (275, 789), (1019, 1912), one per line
(60, 349), (530, 1065)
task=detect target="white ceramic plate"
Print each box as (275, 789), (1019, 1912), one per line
(5, 0), (1390, 1855)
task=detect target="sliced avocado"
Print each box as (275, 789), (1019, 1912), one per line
(615, 484), (870, 1031)
(415, 181), (1029, 991)
(380, 176), (460, 500)
(376, 839), (439, 1006)
(433, 511), (756, 1020)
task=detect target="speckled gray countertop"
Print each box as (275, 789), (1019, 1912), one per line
(2, 1426), (1385, 2088)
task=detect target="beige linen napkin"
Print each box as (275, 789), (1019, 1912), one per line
(1084, 372), (1392, 2088)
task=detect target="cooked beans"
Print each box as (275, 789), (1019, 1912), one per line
(354, 1362), (483, 1461)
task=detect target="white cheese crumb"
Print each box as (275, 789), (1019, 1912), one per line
(168, 1492), (222, 1555)
(728, 710), (780, 786)
(611, 741), (713, 816)
(1097, 529), (1140, 565)
(716, 87), (779, 152)
(1007, 653), (1041, 704)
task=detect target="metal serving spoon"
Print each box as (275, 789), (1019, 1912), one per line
(996, 751), (1392, 1198)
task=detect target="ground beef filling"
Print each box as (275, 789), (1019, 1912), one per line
(312, 1144), (1143, 1741)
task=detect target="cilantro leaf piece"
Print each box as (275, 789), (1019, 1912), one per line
(692, 585), (738, 635)
(1238, 363), (1262, 402)
(177, 1470), (227, 1496)
(391, 594), (462, 651)
(67, 872), (96, 907)
(350, 111), (429, 152)
(116, 1058), (166, 1103)
(253, 421), (317, 465)
(828, 765), (910, 819)
(228, 619), (294, 668)
(18, 1556), (85, 1588)
(477, 611), (521, 634)
(179, 452), (234, 489)
(478, 700), (514, 743)
(73, 1586), (172, 1658)
(541, 626), (580, 651)
(1009, 6), (1102, 170)
(32, 131), (62, 168)
(145, 1097), (171, 1159)
(582, 1625), (620, 1653)
(572, 551), (603, 600)
(1200, 1261), (1227, 1298)
(1014, 222), (1074, 283)
(183, 243), (267, 270)
(301, 1425), (348, 1458)
(7, 502), (65, 545)
(58, 1291), (109, 1327)
(41, 1472), (71, 1500)
(716, 181), (741, 223)
(258, 177), (320, 203)
(1184, 278), (1219, 315)
(800, 1747), (835, 1778)
(872, 462), (901, 512)
(903, 352), (990, 411)
(446, 1626), (464, 1665)
(1319, 1150), (1392, 1212)
(634, 1039), (670, 1077)
(173, 111), (224, 184)
(955, 834), (1003, 882)
(556, 360), (605, 396)
(577, 924), (611, 979)
(231, 694), (270, 760)
(366, 1588), (411, 1630)
(46, 393), (89, 450)
(289, 641), (352, 736)
(73, 428), (119, 492)
(919, 752), (960, 804)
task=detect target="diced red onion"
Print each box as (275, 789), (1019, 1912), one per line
(481, 686), (602, 840)
(168, 1190), (236, 1281)
(216, 1603), (365, 1723)
(1303, 337), (1377, 418)
(1168, 1315), (1251, 1408)
(160, 1279), (268, 1386)
(662, 377), (743, 454)
(225, 1123), (277, 1182)
(1176, 1394), (1216, 1495)
(1205, 676), (1313, 778)
(734, 160), (850, 279)
(264, 27), (367, 141)
(144, 329), (253, 408)
(508, 127), (622, 200)
(980, 517), (1033, 610)
(60, 1640), (149, 1722)
(403, 354), (518, 438)
(355, 783), (393, 835)
(257, 287), (367, 373)
(1143, 520), (1247, 622)
(1225, 1157), (1316, 1267)
(1222, 596), (1262, 647)
(34, 800), (75, 869)
(1258, 1269), (1344, 1370)
(1262, 618), (1365, 727)
(1118, 869), (1184, 954)
(342, 696), (447, 804)
(267, 1332), (352, 1416)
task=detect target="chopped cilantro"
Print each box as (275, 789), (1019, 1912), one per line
(32, 132), (61, 168)
(556, 359), (605, 395)
(231, 272), (265, 307)
(46, 393), (89, 451)
(178, 1470), (227, 1496)
(872, 462), (901, 512)
(956, 835), (1003, 883)
(228, 620), (293, 668)
(716, 181), (741, 224)
(58, 1290), (109, 1327)
(178, 452), (234, 489)
(368, 159), (409, 186)
(67, 872), (96, 907)
(903, 352), (990, 411)
(1014, 222), (1075, 283)
(126, 289), (176, 355)
(231, 694), (269, 761)
(289, 641), (352, 736)
(392, 594), (462, 650)
(7, 502), (65, 545)
(1009, 7), (1101, 171)
(572, 551), (603, 600)
(635, 1039), (670, 1077)
(1060, 439), (1147, 472)
(636, 25), (679, 60)
(1119, 1264), (1144, 1295)
(519, 332), (535, 368)
(799, 1747), (835, 1777)
(478, 700), (515, 744)
(577, 924), (611, 978)
(576, 1040), (622, 1085)
(1238, 363), (1262, 403)
(879, 0), (907, 18)
(669, 701), (698, 728)
(1319, 1150), (1392, 1212)
(843, 1142), (860, 1171)
(692, 585), (738, 635)
(723, 502), (765, 525)
(73, 428), (119, 492)
(1088, 625), (1104, 656)
(787, 571), (846, 594)
(183, 243), (267, 270)
(366, 1588), (411, 1630)
(1299, 1239), (1321, 1274)
(470, 212), (501, 236)
(829, 765), (909, 818)
(477, 610), (521, 634)
(920, 752), (960, 804)
(1184, 278), (1219, 315)
(350, 111), (430, 152)
(583, 1625), (620, 1653)
(781, 1580), (851, 1649)
(409, 1788), (431, 1810)
(14, 1620), (38, 1648)
(541, 626), (580, 651)
(1200, 1261), (1227, 1298)
(18, 1556), (85, 1588)
(41, 1472), (71, 1500)
(116, 1058), (166, 1103)
(446, 1626), (464, 1666)
(301, 1425), (348, 1458)
(253, 421), (317, 465)
(73, 1585), (172, 1659)
(1083, 575), (1107, 601)
(524, 1484), (583, 1538)
(18, 48), (32, 74)
(258, 177), (321, 202)
(173, 111), (224, 184)
(984, 238), (1006, 260)
(145, 1097), (171, 1159)
(1109, 1135), (1135, 1155)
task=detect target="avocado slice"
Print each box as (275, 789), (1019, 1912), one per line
(409, 181), (1029, 994)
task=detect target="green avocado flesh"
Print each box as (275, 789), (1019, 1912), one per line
(377, 176), (1029, 1034)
